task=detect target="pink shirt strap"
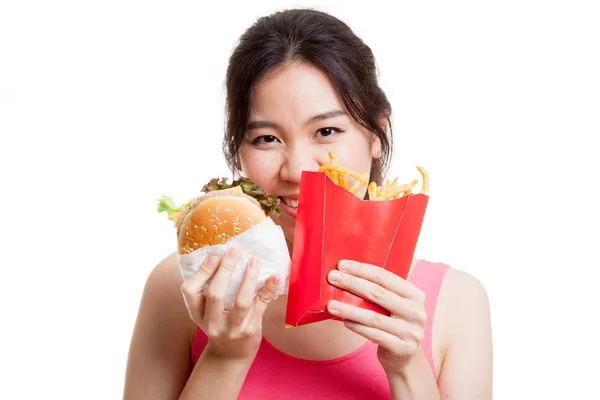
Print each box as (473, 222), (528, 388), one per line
(409, 260), (450, 379)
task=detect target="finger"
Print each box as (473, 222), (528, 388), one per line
(337, 260), (426, 303)
(327, 300), (424, 343)
(229, 257), (261, 325)
(343, 320), (417, 359)
(248, 274), (280, 326)
(205, 247), (241, 321)
(328, 270), (426, 324)
(181, 255), (220, 321)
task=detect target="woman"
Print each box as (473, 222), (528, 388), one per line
(124, 9), (493, 399)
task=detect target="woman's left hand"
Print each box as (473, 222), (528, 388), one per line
(326, 259), (427, 375)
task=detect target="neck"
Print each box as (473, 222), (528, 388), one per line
(261, 294), (370, 361)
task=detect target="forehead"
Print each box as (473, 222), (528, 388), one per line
(249, 62), (346, 121)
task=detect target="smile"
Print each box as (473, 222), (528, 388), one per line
(279, 197), (299, 210)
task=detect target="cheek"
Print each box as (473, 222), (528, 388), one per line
(239, 148), (280, 192)
(335, 139), (373, 174)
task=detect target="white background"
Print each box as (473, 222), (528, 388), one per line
(1, 1), (599, 398)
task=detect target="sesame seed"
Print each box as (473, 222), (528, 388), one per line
(212, 225), (219, 231)
(207, 208), (211, 212)
(225, 208), (230, 212)
(194, 225), (198, 229)
(185, 232), (189, 236)
(247, 218), (252, 221)
(223, 220), (227, 224)
(193, 242), (198, 247)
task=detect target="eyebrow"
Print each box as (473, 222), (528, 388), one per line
(246, 109), (348, 131)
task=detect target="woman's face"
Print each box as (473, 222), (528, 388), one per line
(239, 62), (381, 245)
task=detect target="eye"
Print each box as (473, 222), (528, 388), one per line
(251, 135), (281, 145)
(316, 127), (344, 137)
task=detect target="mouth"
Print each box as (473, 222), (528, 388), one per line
(278, 196), (299, 210)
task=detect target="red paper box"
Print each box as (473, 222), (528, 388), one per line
(285, 171), (429, 327)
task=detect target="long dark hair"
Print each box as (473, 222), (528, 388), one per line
(223, 8), (393, 185)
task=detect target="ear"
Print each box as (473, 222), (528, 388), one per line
(234, 154), (242, 171)
(371, 135), (382, 159)
(371, 117), (386, 159)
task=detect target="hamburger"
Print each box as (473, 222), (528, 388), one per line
(157, 177), (281, 255)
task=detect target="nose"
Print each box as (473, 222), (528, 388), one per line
(279, 145), (320, 184)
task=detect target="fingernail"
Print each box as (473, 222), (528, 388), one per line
(271, 274), (281, 285)
(329, 270), (342, 282)
(207, 256), (219, 268)
(249, 257), (261, 272)
(225, 247), (240, 261)
(338, 261), (351, 271)
(328, 300), (341, 312)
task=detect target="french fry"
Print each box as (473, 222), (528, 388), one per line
(329, 153), (340, 188)
(379, 183), (415, 200)
(330, 153), (351, 190)
(397, 179), (419, 197)
(317, 153), (429, 201)
(379, 179), (391, 199)
(349, 181), (362, 196)
(317, 165), (369, 186)
(416, 166), (429, 195)
(368, 182), (378, 200)
(329, 152), (337, 165)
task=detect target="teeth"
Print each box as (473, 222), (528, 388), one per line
(283, 198), (298, 209)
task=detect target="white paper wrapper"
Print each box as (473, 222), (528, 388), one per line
(177, 217), (291, 309)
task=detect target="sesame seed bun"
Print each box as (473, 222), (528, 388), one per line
(176, 186), (267, 254)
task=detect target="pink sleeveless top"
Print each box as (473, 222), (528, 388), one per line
(190, 260), (449, 399)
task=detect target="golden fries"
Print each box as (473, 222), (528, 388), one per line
(318, 153), (429, 201)
(416, 166), (429, 195)
(330, 153), (350, 190)
(317, 153), (371, 197)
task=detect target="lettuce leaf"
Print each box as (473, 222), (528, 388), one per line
(157, 177), (280, 221)
(201, 177), (281, 216)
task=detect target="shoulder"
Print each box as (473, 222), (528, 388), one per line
(411, 259), (489, 314)
(146, 251), (182, 289)
(441, 267), (489, 302)
(436, 265), (492, 353)
(411, 260), (490, 343)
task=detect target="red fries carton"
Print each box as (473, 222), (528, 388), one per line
(285, 171), (429, 327)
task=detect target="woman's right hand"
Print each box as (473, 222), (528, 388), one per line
(181, 247), (281, 361)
